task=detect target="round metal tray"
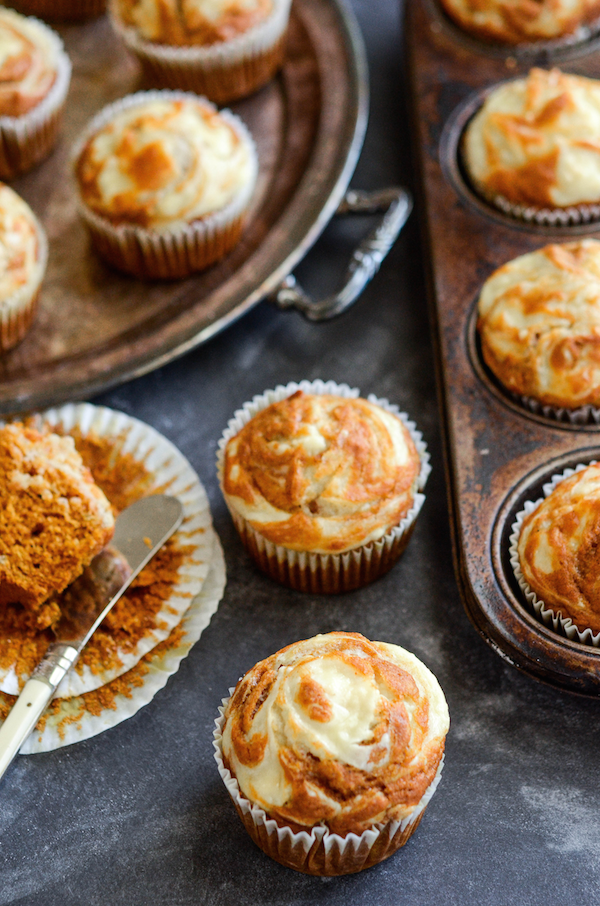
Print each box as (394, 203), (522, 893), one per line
(0, 0), (368, 414)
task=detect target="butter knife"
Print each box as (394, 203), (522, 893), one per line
(0, 494), (183, 779)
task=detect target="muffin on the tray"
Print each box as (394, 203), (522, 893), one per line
(0, 7), (71, 178)
(515, 462), (600, 637)
(214, 631), (450, 875)
(6, 0), (106, 22)
(463, 68), (600, 222)
(478, 239), (600, 412)
(0, 182), (47, 352)
(0, 422), (115, 624)
(438, 0), (600, 44)
(73, 90), (258, 279)
(217, 382), (429, 593)
(109, 0), (292, 104)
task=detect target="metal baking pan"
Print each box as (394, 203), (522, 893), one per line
(406, 0), (600, 694)
(0, 0), (413, 414)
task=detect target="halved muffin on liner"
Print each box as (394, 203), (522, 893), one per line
(217, 380), (430, 593)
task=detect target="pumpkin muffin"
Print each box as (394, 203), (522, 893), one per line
(439, 0), (600, 44)
(215, 632), (450, 875)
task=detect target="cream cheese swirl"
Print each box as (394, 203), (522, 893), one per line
(0, 8), (57, 117)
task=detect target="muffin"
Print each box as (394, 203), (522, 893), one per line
(217, 382), (429, 593)
(463, 68), (600, 222)
(0, 7), (71, 179)
(73, 90), (258, 279)
(214, 632), (450, 875)
(438, 0), (600, 44)
(0, 182), (47, 351)
(513, 462), (600, 639)
(478, 239), (600, 413)
(0, 422), (115, 622)
(6, 0), (106, 22)
(109, 0), (292, 104)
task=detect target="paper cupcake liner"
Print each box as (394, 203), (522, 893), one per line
(109, 0), (291, 104)
(509, 460), (600, 646)
(471, 178), (600, 227)
(0, 212), (47, 353)
(72, 90), (258, 279)
(0, 19), (71, 179)
(217, 380), (430, 594)
(13, 536), (226, 754)
(213, 696), (444, 876)
(9, 0), (106, 20)
(514, 391), (600, 426)
(0, 402), (216, 697)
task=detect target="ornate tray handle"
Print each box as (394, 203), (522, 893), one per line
(270, 187), (412, 321)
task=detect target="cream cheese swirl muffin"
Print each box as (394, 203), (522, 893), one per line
(478, 240), (600, 411)
(74, 91), (258, 277)
(517, 463), (600, 634)
(464, 68), (600, 213)
(0, 182), (47, 352)
(114, 0), (273, 45)
(439, 0), (600, 44)
(217, 632), (449, 874)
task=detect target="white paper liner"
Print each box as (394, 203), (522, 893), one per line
(514, 391), (600, 426)
(216, 380), (430, 593)
(0, 16), (71, 178)
(509, 460), (600, 646)
(0, 206), (47, 352)
(0, 402), (215, 697)
(213, 695), (444, 875)
(16, 536), (226, 754)
(71, 90), (258, 278)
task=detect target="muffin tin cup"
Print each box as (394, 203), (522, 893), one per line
(0, 22), (71, 180)
(216, 379), (430, 594)
(509, 461), (600, 647)
(71, 90), (258, 280)
(213, 696), (444, 876)
(0, 214), (47, 353)
(109, 0), (292, 105)
(9, 0), (106, 21)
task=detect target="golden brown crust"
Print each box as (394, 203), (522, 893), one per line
(439, 0), (600, 44)
(115, 0), (272, 45)
(223, 391), (421, 554)
(222, 632), (449, 837)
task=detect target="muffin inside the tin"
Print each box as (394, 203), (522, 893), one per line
(438, 0), (600, 46)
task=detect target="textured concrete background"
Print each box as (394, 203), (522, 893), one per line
(3, 2), (600, 904)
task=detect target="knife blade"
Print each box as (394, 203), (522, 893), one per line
(0, 494), (183, 780)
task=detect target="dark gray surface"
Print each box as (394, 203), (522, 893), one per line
(2, 2), (600, 904)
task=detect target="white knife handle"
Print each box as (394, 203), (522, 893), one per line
(0, 644), (78, 780)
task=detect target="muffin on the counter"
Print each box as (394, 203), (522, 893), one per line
(109, 0), (292, 104)
(214, 631), (450, 875)
(0, 182), (47, 351)
(0, 7), (71, 178)
(463, 69), (600, 221)
(478, 239), (600, 412)
(218, 382), (429, 593)
(6, 0), (106, 22)
(73, 90), (258, 279)
(439, 0), (600, 44)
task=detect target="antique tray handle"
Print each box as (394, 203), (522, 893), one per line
(270, 187), (412, 321)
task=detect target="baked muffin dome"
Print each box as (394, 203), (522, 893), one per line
(464, 68), (600, 210)
(220, 632), (449, 838)
(517, 463), (600, 634)
(113, 0), (273, 45)
(478, 239), (600, 410)
(439, 0), (600, 44)
(222, 390), (422, 555)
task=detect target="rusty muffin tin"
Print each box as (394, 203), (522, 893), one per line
(406, 0), (600, 693)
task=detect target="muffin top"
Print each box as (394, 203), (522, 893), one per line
(113, 0), (273, 45)
(518, 463), (600, 633)
(463, 68), (600, 209)
(221, 632), (449, 836)
(0, 183), (45, 305)
(438, 0), (600, 44)
(0, 7), (58, 117)
(0, 423), (115, 613)
(478, 239), (600, 409)
(75, 94), (257, 231)
(222, 391), (422, 554)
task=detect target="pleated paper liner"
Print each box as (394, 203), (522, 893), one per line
(6, 536), (226, 754)
(509, 460), (600, 646)
(217, 380), (430, 593)
(0, 403), (215, 698)
(213, 698), (444, 876)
